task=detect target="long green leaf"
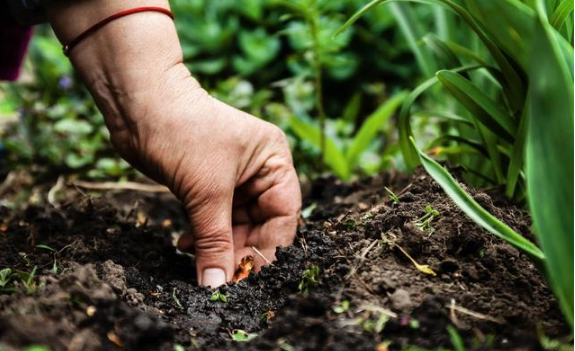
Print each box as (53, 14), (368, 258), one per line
(398, 65), (482, 170)
(410, 137), (545, 261)
(436, 70), (517, 141)
(423, 34), (461, 68)
(346, 92), (406, 168)
(549, 0), (574, 31)
(389, 2), (437, 77)
(336, 0), (525, 117)
(505, 100), (529, 198)
(288, 116), (350, 180)
(526, 11), (574, 327)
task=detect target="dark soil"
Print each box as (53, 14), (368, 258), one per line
(0, 170), (570, 351)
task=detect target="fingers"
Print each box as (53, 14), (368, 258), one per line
(187, 195), (235, 288)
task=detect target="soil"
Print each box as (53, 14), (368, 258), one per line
(0, 169), (570, 351)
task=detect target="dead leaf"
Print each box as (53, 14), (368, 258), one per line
(232, 255), (254, 283)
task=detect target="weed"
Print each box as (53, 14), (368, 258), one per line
(414, 205), (441, 235)
(0, 268), (12, 288)
(209, 289), (227, 303)
(385, 187), (400, 204)
(36, 244), (58, 273)
(332, 300), (350, 314)
(230, 329), (257, 342)
(172, 288), (184, 310)
(298, 265), (320, 296)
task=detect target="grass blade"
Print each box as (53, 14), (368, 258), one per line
(288, 116), (350, 180)
(389, 2), (437, 77)
(346, 92), (406, 168)
(549, 0), (574, 31)
(436, 70), (517, 141)
(410, 137), (545, 261)
(526, 11), (574, 327)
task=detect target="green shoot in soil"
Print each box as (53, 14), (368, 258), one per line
(0, 268), (13, 289)
(209, 289), (228, 303)
(447, 326), (466, 351)
(231, 329), (257, 342)
(22, 266), (38, 295)
(332, 300), (350, 314)
(385, 187), (400, 204)
(172, 288), (184, 310)
(36, 244), (58, 273)
(298, 265), (320, 296)
(414, 205), (441, 235)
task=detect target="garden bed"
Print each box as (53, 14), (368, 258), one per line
(0, 170), (569, 351)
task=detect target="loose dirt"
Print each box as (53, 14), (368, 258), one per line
(0, 169), (569, 350)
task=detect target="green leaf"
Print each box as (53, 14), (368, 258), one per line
(35, 244), (55, 252)
(447, 326), (466, 351)
(526, 11), (574, 327)
(423, 34), (461, 68)
(505, 101), (530, 198)
(231, 329), (258, 342)
(389, 2), (437, 77)
(288, 116), (350, 180)
(549, 0), (574, 30)
(346, 92), (406, 168)
(436, 70), (517, 141)
(410, 137), (545, 261)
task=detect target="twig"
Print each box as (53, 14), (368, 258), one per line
(447, 299), (505, 324)
(71, 180), (170, 193)
(345, 239), (379, 280)
(251, 246), (273, 265)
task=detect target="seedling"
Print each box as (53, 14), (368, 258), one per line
(0, 268), (13, 288)
(209, 289), (228, 303)
(414, 205), (441, 235)
(173, 344), (185, 351)
(298, 265), (320, 296)
(447, 326), (466, 351)
(362, 314), (389, 334)
(332, 300), (350, 314)
(260, 310), (275, 321)
(172, 288), (184, 310)
(36, 244), (58, 273)
(395, 244), (436, 276)
(230, 329), (257, 342)
(384, 187), (400, 204)
(19, 266), (38, 295)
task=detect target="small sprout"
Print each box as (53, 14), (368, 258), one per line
(409, 319), (420, 329)
(363, 314), (389, 334)
(332, 300), (350, 314)
(395, 244), (436, 276)
(209, 289), (227, 302)
(301, 203), (317, 219)
(384, 187), (400, 204)
(232, 255), (254, 283)
(231, 329), (257, 342)
(298, 265), (320, 296)
(361, 212), (375, 221)
(36, 244), (58, 273)
(413, 205), (441, 235)
(173, 344), (185, 351)
(278, 340), (295, 351)
(172, 288), (184, 310)
(343, 219), (358, 231)
(447, 325), (466, 351)
(21, 266), (38, 295)
(0, 268), (12, 288)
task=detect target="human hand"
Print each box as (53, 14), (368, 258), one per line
(45, 0), (301, 287)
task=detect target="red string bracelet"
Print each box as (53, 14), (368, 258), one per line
(62, 6), (174, 56)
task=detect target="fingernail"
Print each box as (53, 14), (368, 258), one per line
(202, 268), (226, 287)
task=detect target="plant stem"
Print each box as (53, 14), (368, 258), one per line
(307, 0), (327, 170)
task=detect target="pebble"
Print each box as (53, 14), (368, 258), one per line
(390, 289), (412, 311)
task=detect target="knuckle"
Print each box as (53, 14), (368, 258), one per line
(193, 233), (232, 255)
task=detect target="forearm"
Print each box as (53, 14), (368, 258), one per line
(45, 0), (201, 130)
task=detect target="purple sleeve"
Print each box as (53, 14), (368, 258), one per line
(0, 4), (33, 81)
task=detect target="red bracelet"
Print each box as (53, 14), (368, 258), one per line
(62, 6), (174, 56)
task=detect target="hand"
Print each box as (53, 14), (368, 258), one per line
(112, 77), (301, 288)
(45, 0), (301, 287)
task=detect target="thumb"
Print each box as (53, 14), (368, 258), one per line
(188, 195), (234, 288)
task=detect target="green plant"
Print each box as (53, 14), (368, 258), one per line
(384, 186), (400, 204)
(332, 299), (350, 313)
(0, 268), (12, 288)
(209, 289), (228, 302)
(172, 288), (184, 310)
(298, 265), (320, 295)
(36, 244), (58, 273)
(231, 329), (258, 342)
(413, 204), (440, 234)
(340, 0), (574, 326)
(288, 92), (407, 179)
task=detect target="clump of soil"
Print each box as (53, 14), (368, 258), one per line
(0, 170), (569, 351)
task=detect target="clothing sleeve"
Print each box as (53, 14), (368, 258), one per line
(5, 0), (52, 25)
